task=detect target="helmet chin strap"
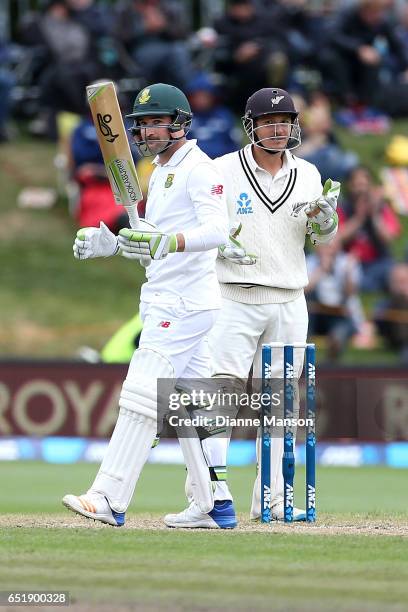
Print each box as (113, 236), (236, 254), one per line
(257, 143), (283, 155)
(136, 139), (171, 156)
(136, 128), (186, 157)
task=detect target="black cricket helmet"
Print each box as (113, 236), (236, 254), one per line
(242, 87), (301, 151)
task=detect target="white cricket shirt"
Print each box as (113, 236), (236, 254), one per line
(141, 139), (228, 310)
(215, 145), (323, 304)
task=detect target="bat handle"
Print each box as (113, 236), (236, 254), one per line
(125, 205), (151, 268)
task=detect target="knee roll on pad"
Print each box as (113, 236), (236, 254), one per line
(119, 381), (157, 420)
(119, 347), (175, 422)
(127, 347), (175, 384)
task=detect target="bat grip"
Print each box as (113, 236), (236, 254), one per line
(125, 205), (151, 268)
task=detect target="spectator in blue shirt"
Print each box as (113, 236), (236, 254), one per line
(186, 72), (241, 159)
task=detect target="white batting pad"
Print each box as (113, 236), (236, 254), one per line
(90, 348), (174, 512)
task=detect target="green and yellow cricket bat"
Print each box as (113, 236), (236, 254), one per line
(86, 81), (143, 227)
(86, 80), (149, 265)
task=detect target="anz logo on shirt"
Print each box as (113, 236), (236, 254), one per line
(236, 192), (253, 215)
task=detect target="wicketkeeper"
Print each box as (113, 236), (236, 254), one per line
(164, 87), (340, 528)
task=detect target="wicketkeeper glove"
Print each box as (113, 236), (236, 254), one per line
(218, 223), (256, 265)
(119, 225), (178, 260)
(307, 212), (339, 245)
(292, 178), (341, 223)
(309, 178), (340, 222)
(73, 221), (119, 260)
(306, 179), (340, 245)
(291, 178), (340, 246)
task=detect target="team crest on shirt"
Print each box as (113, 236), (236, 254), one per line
(236, 192), (253, 214)
(164, 173), (174, 188)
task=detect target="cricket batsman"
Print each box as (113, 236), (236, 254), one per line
(62, 83), (237, 528)
(164, 87), (340, 527)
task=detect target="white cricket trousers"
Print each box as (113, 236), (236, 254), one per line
(208, 293), (309, 506)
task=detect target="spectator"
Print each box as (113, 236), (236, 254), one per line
(320, 0), (408, 108)
(260, 0), (317, 67)
(0, 39), (15, 142)
(189, 27), (219, 73)
(296, 92), (359, 182)
(113, 0), (193, 89)
(338, 166), (401, 292)
(375, 263), (408, 364)
(67, 0), (125, 80)
(186, 72), (241, 158)
(66, 0), (112, 38)
(306, 239), (363, 361)
(19, 0), (101, 138)
(213, 0), (289, 112)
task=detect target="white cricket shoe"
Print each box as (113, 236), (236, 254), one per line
(250, 498), (306, 522)
(62, 493), (125, 527)
(164, 500), (237, 529)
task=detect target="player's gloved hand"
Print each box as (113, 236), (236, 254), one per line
(119, 221), (177, 260)
(73, 221), (119, 260)
(292, 179), (341, 223)
(307, 179), (340, 245)
(218, 223), (256, 265)
(307, 206), (339, 244)
(307, 178), (340, 223)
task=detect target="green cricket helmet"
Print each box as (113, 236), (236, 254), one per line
(127, 83), (193, 156)
(127, 83), (192, 131)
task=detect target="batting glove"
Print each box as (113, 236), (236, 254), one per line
(119, 226), (178, 260)
(73, 221), (119, 260)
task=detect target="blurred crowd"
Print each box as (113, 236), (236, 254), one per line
(2, 0), (408, 362)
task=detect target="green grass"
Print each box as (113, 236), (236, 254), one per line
(0, 463), (407, 611)
(1, 529), (407, 611)
(1, 462), (408, 516)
